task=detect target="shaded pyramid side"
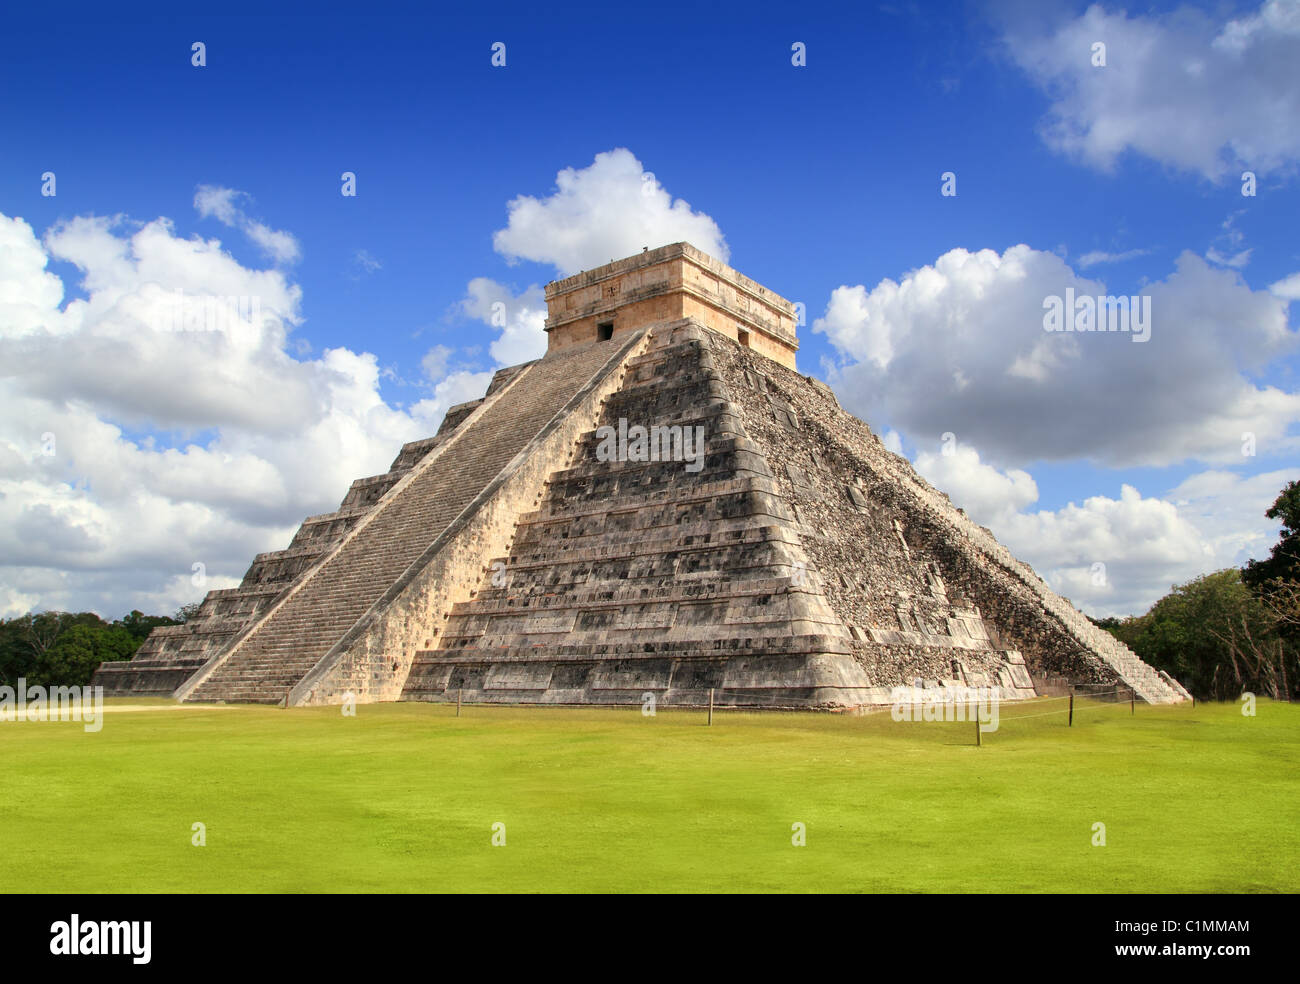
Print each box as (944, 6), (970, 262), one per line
(701, 332), (1190, 704)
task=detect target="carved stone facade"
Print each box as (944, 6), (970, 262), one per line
(544, 242), (798, 369)
(92, 247), (1189, 707)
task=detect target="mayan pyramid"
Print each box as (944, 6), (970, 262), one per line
(93, 243), (1191, 707)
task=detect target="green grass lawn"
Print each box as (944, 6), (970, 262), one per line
(2, 697), (1296, 893)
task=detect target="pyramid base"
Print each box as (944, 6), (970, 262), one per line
(403, 651), (880, 709)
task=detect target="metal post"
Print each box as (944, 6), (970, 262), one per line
(457, 687), (462, 717)
(1068, 693), (1074, 727)
(708, 688), (714, 727)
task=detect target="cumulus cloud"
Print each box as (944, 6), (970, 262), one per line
(454, 149), (730, 369)
(1002, 0), (1300, 180)
(6, 214), (312, 433)
(429, 368), (496, 410)
(1271, 271), (1300, 300)
(415, 344), (492, 412)
(915, 444), (1039, 520)
(914, 442), (1293, 616)
(491, 148), (728, 276)
(458, 277), (548, 365)
(420, 344), (453, 381)
(814, 244), (1300, 468)
(194, 185), (301, 264)
(1206, 247), (1252, 269)
(0, 212), (468, 618)
(1076, 248), (1150, 268)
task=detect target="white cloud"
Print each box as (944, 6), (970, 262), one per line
(492, 148), (728, 276)
(914, 442), (1294, 616)
(353, 249), (381, 274)
(455, 149), (731, 370)
(1269, 271), (1300, 300)
(1003, 0), (1300, 180)
(0, 584), (41, 620)
(1076, 248), (1150, 268)
(421, 344), (453, 381)
(1205, 211), (1253, 268)
(458, 277), (548, 365)
(814, 244), (1300, 468)
(1164, 467), (1299, 563)
(7, 214), (312, 433)
(428, 369), (495, 411)
(1214, 0), (1300, 54)
(194, 185), (301, 264)
(0, 212), (469, 618)
(1206, 247), (1252, 268)
(915, 444), (1039, 519)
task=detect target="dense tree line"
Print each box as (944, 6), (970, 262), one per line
(0, 607), (194, 689)
(1094, 479), (1300, 701)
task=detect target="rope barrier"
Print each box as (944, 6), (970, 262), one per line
(995, 706), (1109, 722)
(440, 686), (1141, 734)
(706, 689), (1131, 710)
(479, 687), (1136, 711)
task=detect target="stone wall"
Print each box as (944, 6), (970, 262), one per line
(703, 336), (1188, 704)
(98, 250), (1187, 708)
(543, 242), (798, 369)
(403, 321), (877, 708)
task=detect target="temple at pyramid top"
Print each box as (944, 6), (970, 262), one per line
(544, 242), (800, 369)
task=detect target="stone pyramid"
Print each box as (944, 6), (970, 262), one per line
(93, 243), (1190, 707)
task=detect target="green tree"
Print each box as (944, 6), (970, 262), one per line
(1089, 615), (1123, 633)
(0, 612), (108, 686)
(116, 609), (179, 642)
(0, 610), (181, 688)
(0, 619), (34, 687)
(1242, 479), (1300, 648)
(1122, 569), (1294, 700)
(1243, 479), (1300, 590)
(31, 624), (139, 689)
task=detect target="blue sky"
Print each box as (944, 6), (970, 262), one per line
(2, 0), (1298, 618)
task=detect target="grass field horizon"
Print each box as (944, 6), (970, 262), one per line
(3, 697), (1296, 893)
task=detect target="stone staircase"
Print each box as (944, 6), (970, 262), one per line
(179, 339), (630, 703)
(403, 327), (870, 706)
(91, 385), (504, 696)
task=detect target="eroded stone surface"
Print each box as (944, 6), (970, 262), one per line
(93, 248), (1188, 707)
